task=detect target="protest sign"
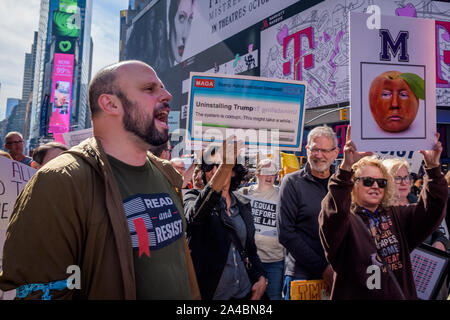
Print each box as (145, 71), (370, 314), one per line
(0, 157), (36, 299)
(290, 279), (330, 300)
(350, 12), (436, 151)
(186, 73), (307, 151)
(374, 150), (423, 174)
(245, 197), (278, 238)
(411, 244), (450, 300)
(62, 127), (93, 148)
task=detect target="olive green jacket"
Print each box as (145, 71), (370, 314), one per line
(0, 137), (200, 300)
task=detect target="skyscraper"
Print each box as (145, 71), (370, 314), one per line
(5, 32), (38, 140)
(5, 98), (20, 119)
(29, 0), (93, 148)
(119, 0), (151, 61)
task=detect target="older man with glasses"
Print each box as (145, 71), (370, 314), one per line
(3, 131), (33, 167)
(277, 125), (340, 299)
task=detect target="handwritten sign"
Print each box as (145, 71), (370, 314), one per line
(0, 157), (36, 299)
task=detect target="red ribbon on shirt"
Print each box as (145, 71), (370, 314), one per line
(133, 218), (150, 258)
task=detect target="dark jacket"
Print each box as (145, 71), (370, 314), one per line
(184, 184), (265, 300)
(0, 137), (200, 300)
(319, 166), (447, 300)
(277, 163), (331, 279)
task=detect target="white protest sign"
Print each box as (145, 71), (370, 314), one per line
(0, 157), (36, 300)
(246, 196), (278, 237)
(350, 12), (436, 151)
(186, 73), (307, 151)
(375, 150), (423, 174)
(62, 127), (94, 148)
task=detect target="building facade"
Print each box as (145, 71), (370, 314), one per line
(29, 0), (93, 149)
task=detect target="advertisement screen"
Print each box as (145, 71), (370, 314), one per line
(48, 53), (74, 134)
(59, 0), (78, 14)
(53, 10), (80, 38)
(260, 0), (450, 108)
(55, 36), (75, 54)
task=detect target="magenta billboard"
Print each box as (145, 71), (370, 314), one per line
(48, 53), (74, 134)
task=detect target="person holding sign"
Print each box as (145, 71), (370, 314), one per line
(239, 158), (285, 300)
(319, 126), (447, 299)
(277, 126), (338, 300)
(0, 61), (200, 300)
(184, 138), (267, 300)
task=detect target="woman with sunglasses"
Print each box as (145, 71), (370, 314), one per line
(183, 137), (267, 300)
(319, 126), (448, 299)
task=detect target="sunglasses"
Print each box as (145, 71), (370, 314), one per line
(5, 140), (23, 145)
(355, 177), (387, 189)
(201, 163), (220, 172)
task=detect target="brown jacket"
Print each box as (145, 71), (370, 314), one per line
(319, 166), (447, 300)
(0, 137), (200, 300)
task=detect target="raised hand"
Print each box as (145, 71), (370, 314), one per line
(419, 133), (442, 169)
(219, 135), (244, 166)
(340, 125), (373, 171)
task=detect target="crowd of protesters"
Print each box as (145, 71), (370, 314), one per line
(0, 60), (449, 301)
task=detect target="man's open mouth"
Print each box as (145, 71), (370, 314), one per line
(155, 105), (170, 129)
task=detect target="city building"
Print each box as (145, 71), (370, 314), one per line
(5, 98), (20, 119)
(122, 0), (450, 163)
(29, 0), (93, 149)
(119, 0), (151, 61)
(3, 31), (38, 144)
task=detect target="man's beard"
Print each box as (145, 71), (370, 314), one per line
(118, 91), (169, 146)
(309, 158), (333, 173)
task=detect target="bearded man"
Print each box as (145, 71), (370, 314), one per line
(277, 125), (339, 299)
(0, 61), (200, 300)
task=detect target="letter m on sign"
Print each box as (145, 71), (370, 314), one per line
(379, 29), (409, 62)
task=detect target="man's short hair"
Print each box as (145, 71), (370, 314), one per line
(5, 131), (23, 141)
(170, 157), (184, 165)
(307, 125), (338, 148)
(32, 142), (68, 165)
(88, 64), (120, 118)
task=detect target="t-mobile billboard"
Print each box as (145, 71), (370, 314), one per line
(48, 53), (74, 134)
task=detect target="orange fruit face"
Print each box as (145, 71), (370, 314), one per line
(369, 71), (419, 133)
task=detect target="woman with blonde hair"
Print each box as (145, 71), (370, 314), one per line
(319, 127), (448, 299)
(382, 158), (413, 206)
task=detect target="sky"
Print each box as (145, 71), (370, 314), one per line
(0, 0), (129, 120)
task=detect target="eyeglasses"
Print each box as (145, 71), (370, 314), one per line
(5, 140), (23, 145)
(394, 175), (410, 184)
(201, 163), (220, 172)
(355, 177), (388, 188)
(308, 147), (336, 155)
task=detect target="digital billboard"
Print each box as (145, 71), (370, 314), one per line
(260, 0), (450, 108)
(55, 36), (75, 54)
(53, 10), (80, 38)
(59, 0), (78, 14)
(48, 53), (74, 134)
